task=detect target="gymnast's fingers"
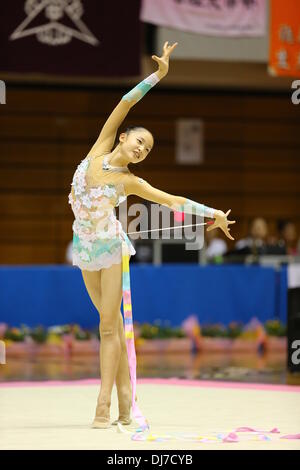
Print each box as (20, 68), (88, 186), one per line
(164, 41), (178, 57)
(168, 42), (178, 54)
(207, 220), (218, 231)
(223, 227), (235, 240)
(152, 55), (160, 63)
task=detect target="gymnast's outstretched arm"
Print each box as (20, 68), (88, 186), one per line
(124, 175), (236, 240)
(87, 41), (178, 158)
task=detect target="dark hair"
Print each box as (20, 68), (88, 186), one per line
(124, 126), (149, 135)
(112, 126), (153, 150)
(277, 219), (292, 234)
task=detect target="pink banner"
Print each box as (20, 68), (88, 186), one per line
(141, 0), (266, 37)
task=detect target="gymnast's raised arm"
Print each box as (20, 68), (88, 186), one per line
(87, 41), (178, 158)
(124, 174), (236, 241)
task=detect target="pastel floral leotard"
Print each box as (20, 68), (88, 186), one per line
(68, 155), (135, 270)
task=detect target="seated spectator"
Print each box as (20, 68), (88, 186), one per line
(205, 229), (227, 261)
(235, 217), (269, 255)
(277, 220), (300, 255)
(228, 217), (286, 258)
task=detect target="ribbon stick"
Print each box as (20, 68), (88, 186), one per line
(126, 221), (213, 236)
(121, 241), (149, 431)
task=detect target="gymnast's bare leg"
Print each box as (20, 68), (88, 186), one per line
(112, 311), (133, 425)
(81, 264), (132, 427)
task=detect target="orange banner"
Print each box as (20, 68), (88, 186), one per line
(269, 0), (300, 77)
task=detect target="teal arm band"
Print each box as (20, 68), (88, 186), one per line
(122, 73), (160, 103)
(178, 198), (216, 219)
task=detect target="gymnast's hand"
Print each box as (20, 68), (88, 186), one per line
(207, 209), (236, 241)
(152, 41), (178, 78)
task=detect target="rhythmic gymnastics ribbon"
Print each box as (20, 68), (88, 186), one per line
(116, 423), (300, 443)
(121, 241), (149, 431)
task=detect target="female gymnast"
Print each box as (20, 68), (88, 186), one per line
(68, 41), (235, 429)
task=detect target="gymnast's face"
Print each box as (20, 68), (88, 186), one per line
(119, 129), (154, 164)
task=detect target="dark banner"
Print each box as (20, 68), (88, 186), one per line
(0, 0), (141, 77)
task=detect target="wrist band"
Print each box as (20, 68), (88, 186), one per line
(144, 72), (160, 86)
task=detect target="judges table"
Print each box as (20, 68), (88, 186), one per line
(0, 264), (287, 328)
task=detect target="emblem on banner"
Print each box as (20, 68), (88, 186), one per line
(10, 0), (99, 46)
